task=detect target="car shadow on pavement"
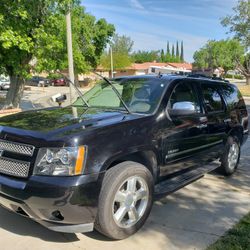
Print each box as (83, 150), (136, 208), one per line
(0, 206), (80, 243)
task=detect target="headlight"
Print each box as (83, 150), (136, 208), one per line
(33, 146), (86, 176)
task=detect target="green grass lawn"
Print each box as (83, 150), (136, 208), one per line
(207, 212), (250, 250)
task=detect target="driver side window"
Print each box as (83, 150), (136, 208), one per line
(168, 81), (201, 113)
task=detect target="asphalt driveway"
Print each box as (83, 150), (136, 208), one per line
(0, 101), (249, 250)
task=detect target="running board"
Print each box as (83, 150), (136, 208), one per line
(154, 162), (220, 198)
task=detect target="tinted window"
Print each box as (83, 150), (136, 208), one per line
(221, 84), (244, 109)
(168, 81), (201, 113)
(201, 85), (224, 112)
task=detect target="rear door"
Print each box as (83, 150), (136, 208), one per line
(199, 81), (227, 157)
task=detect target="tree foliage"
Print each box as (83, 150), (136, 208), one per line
(221, 0), (250, 48)
(131, 50), (160, 63)
(0, 0), (115, 108)
(176, 41), (179, 59)
(193, 39), (245, 73)
(180, 41), (184, 62)
(100, 34), (132, 70)
(131, 41), (185, 63)
(111, 34), (134, 55)
(221, 0), (250, 84)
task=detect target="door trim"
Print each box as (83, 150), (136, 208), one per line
(165, 139), (223, 160)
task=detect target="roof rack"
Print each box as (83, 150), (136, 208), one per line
(187, 74), (229, 83)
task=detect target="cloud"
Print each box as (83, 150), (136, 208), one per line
(129, 0), (145, 10)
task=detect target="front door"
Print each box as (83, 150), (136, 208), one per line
(160, 79), (209, 177)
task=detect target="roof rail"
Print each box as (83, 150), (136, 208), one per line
(187, 74), (229, 83)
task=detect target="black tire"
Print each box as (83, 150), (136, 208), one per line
(219, 136), (241, 176)
(95, 161), (154, 240)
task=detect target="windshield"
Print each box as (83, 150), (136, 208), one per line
(73, 78), (167, 114)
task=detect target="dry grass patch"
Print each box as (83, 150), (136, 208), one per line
(238, 85), (250, 96)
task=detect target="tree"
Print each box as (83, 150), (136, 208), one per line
(100, 34), (133, 70)
(193, 39), (245, 75)
(180, 41), (184, 62)
(221, 0), (250, 48)
(0, 0), (115, 108)
(165, 41), (171, 62)
(221, 0), (250, 84)
(176, 41), (180, 61)
(171, 44), (175, 58)
(112, 34), (134, 55)
(167, 42), (170, 55)
(100, 51), (131, 70)
(131, 50), (160, 63)
(160, 49), (165, 62)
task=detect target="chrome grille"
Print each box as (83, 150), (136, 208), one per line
(0, 157), (30, 178)
(0, 140), (34, 156)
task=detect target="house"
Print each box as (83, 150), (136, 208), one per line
(76, 62), (193, 85)
(92, 62), (192, 78)
(148, 62), (192, 75)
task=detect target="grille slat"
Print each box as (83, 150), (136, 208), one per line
(0, 157), (30, 178)
(0, 140), (34, 156)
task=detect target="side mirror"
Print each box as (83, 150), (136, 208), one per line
(168, 101), (197, 117)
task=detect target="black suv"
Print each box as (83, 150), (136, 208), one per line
(0, 75), (248, 239)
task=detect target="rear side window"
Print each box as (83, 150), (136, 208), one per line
(221, 84), (245, 109)
(201, 84), (224, 112)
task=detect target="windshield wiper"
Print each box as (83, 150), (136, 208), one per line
(56, 71), (90, 108)
(93, 72), (131, 114)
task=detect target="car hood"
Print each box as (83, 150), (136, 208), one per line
(0, 106), (140, 143)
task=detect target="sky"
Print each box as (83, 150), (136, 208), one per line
(82, 0), (237, 62)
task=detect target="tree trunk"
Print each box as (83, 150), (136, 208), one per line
(3, 75), (25, 109)
(246, 76), (250, 85)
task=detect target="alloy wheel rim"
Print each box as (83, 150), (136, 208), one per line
(228, 142), (239, 170)
(112, 176), (149, 228)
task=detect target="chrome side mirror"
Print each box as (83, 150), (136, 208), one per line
(169, 101), (197, 117)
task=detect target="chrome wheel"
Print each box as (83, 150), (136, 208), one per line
(112, 176), (149, 228)
(228, 142), (239, 170)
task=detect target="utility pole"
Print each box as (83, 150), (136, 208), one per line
(66, 8), (75, 103)
(110, 45), (114, 78)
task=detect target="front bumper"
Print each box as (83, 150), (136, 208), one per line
(0, 172), (104, 233)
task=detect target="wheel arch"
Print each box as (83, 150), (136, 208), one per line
(102, 150), (159, 182)
(228, 126), (244, 145)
